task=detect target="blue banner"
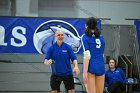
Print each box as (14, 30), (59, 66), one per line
(134, 20), (140, 52)
(0, 17), (101, 54)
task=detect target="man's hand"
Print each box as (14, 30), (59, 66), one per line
(44, 59), (53, 65)
(73, 66), (80, 75)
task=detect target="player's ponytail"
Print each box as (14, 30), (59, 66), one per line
(94, 27), (101, 38)
(85, 17), (101, 38)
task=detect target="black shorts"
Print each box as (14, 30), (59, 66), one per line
(108, 81), (125, 93)
(50, 74), (74, 92)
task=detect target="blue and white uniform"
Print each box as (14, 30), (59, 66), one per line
(45, 42), (77, 76)
(81, 34), (105, 76)
(105, 67), (127, 87)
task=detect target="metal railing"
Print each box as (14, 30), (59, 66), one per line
(119, 56), (128, 78)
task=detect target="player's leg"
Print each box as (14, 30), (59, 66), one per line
(95, 74), (105, 93)
(86, 72), (96, 93)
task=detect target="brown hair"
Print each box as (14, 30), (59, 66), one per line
(108, 58), (117, 68)
(85, 17), (101, 38)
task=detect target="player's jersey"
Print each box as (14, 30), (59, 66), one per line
(81, 34), (105, 75)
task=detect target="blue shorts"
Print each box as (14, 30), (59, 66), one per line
(88, 62), (105, 76)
